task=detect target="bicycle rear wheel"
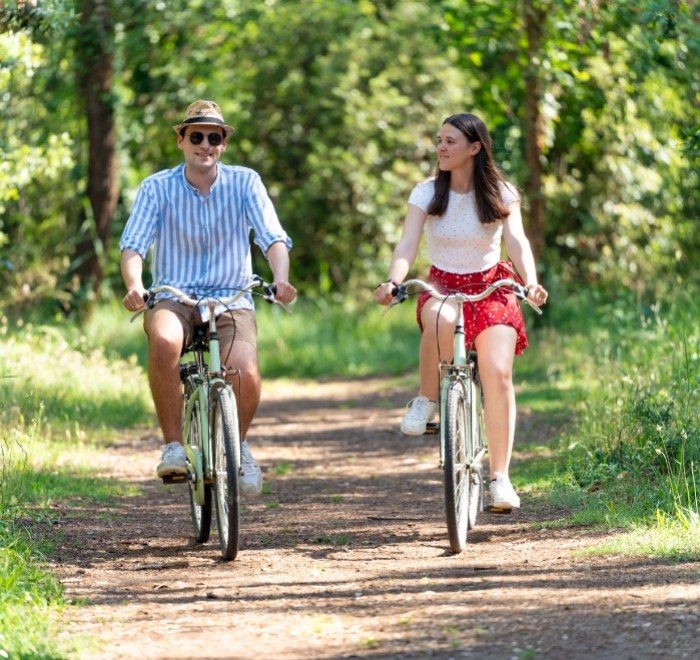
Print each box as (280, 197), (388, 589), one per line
(211, 386), (241, 561)
(185, 389), (212, 543)
(443, 379), (470, 553)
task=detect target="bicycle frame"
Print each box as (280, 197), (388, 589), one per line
(437, 296), (469, 470)
(436, 305), (487, 466)
(182, 307), (230, 504)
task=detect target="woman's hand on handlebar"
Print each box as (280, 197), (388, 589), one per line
(374, 280), (397, 306)
(525, 283), (548, 308)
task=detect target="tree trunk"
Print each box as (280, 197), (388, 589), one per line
(522, 0), (547, 259)
(72, 0), (119, 303)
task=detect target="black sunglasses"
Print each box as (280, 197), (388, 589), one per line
(187, 131), (224, 146)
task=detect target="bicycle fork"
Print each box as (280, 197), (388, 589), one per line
(438, 298), (469, 469)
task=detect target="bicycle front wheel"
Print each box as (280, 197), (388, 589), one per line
(211, 386), (241, 561)
(467, 376), (486, 529)
(185, 388), (212, 543)
(467, 374), (485, 530)
(443, 380), (470, 553)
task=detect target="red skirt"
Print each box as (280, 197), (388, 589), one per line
(416, 261), (529, 355)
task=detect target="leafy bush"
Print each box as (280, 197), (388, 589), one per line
(561, 288), (699, 526)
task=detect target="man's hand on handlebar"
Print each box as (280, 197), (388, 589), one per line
(272, 280), (297, 305)
(122, 286), (148, 312)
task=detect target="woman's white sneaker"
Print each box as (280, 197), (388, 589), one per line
(239, 440), (263, 499)
(400, 396), (437, 435)
(489, 472), (520, 511)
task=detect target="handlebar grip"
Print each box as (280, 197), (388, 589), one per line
(392, 285), (408, 303)
(143, 292), (158, 309)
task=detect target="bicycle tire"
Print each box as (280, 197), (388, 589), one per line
(467, 372), (485, 530)
(185, 388), (212, 543)
(443, 380), (470, 553)
(212, 386), (241, 561)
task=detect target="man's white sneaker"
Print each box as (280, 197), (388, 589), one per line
(239, 440), (263, 499)
(400, 396), (437, 435)
(156, 441), (187, 478)
(489, 472), (521, 511)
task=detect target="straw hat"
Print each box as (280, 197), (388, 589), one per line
(172, 100), (235, 137)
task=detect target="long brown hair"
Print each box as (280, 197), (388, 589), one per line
(426, 113), (513, 224)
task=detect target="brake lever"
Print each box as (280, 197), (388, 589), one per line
(380, 285), (408, 316)
(262, 284), (292, 314)
(520, 289), (544, 315)
(129, 292), (153, 323)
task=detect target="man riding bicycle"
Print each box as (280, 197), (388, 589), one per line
(120, 100), (297, 498)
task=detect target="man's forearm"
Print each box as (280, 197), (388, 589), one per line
(121, 248), (144, 290)
(266, 241), (290, 282)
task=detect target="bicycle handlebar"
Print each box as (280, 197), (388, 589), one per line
(386, 278), (543, 315)
(130, 275), (289, 322)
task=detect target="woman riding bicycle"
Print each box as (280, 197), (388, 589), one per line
(375, 112), (548, 511)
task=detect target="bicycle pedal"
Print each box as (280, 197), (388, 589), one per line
(424, 422), (440, 435)
(161, 473), (189, 485)
(490, 506), (513, 514)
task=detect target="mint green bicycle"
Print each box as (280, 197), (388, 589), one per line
(387, 278), (541, 553)
(137, 276), (283, 560)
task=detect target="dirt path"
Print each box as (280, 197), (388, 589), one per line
(51, 378), (699, 659)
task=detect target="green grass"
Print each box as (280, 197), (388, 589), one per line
(256, 298), (420, 377)
(0, 532), (68, 659)
(523, 287), (700, 555)
(0, 431), (124, 658)
(577, 519), (700, 561)
(1, 315), (153, 440)
(0, 313), (145, 658)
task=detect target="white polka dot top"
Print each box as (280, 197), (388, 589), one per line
(408, 178), (519, 274)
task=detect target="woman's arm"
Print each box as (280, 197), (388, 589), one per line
(503, 202), (548, 306)
(375, 204), (427, 305)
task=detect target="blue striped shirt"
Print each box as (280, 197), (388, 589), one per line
(119, 163), (292, 311)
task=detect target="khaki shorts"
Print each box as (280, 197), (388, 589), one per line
(144, 299), (257, 353)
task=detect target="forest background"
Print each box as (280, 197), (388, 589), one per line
(1, 0), (698, 313)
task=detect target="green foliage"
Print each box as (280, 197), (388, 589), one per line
(191, 0), (465, 297)
(257, 297), (420, 378)
(441, 0), (700, 296)
(0, 313), (153, 440)
(0, 435), (70, 659)
(1, 0), (698, 312)
(558, 288), (699, 530)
